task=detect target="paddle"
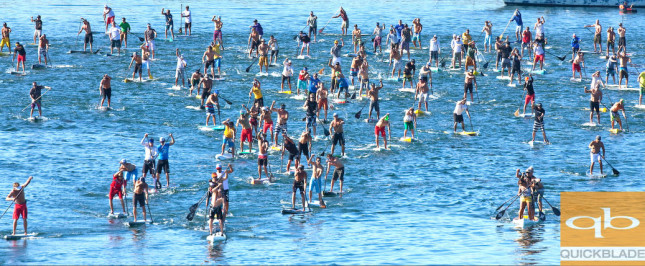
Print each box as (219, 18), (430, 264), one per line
(293, 25), (308, 40)
(469, 114), (474, 132)
(495, 194), (517, 212)
(146, 199), (154, 223)
(541, 197), (561, 216)
(245, 57), (258, 72)
(22, 86), (52, 112)
(545, 50), (568, 61)
(318, 8), (339, 34)
(186, 191), (208, 221)
(354, 101), (369, 119)
(0, 177), (31, 220)
(75, 21), (82, 47)
(440, 57), (447, 68)
(496, 193), (520, 220)
(601, 155), (620, 175)
(499, 19), (512, 39)
(122, 185), (130, 216)
(218, 95), (233, 105)
(514, 92), (526, 117)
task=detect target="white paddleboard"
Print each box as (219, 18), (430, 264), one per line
(496, 76), (511, 80)
(199, 125), (226, 131)
(108, 212), (127, 219)
(207, 232), (227, 242)
(215, 153), (234, 161)
(125, 220), (150, 227)
(398, 88), (415, 93)
(3, 233), (37, 240)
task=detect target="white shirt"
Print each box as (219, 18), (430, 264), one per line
(429, 39), (439, 52)
(141, 139), (157, 160)
(451, 40), (462, 53)
(282, 62), (293, 76)
(105, 8), (115, 18)
(217, 172), (229, 190)
(176, 56), (186, 69)
(535, 23), (544, 36)
(453, 103), (468, 115)
(533, 45), (544, 55)
(590, 76), (603, 89)
(269, 40), (279, 51)
(109, 27), (121, 40)
(373, 27), (383, 37)
(182, 10), (191, 23)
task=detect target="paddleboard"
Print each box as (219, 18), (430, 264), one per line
(296, 55), (312, 60)
(507, 82), (517, 88)
(27, 116), (47, 122)
(248, 177), (270, 185)
(605, 85), (639, 91)
(512, 216), (543, 227)
(107, 212), (127, 219)
(496, 76), (511, 80)
(270, 145), (281, 151)
(398, 88), (415, 93)
(278, 91), (292, 94)
(308, 200), (326, 208)
(528, 140), (546, 147)
(333, 99), (349, 104)
(3, 233), (37, 240)
(634, 104), (645, 110)
(387, 77), (402, 81)
(457, 131), (477, 136)
(215, 153), (234, 161)
(608, 128), (623, 134)
(291, 94), (306, 100)
(207, 232), (227, 242)
(414, 110), (430, 116)
(10, 71), (27, 76)
(125, 220), (150, 227)
(570, 77), (582, 82)
(529, 69), (546, 75)
(239, 149), (257, 155)
(323, 191), (338, 197)
(281, 208), (311, 214)
(255, 72), (269, 77)
(31, 64), (47, 70)
(582, 122), (601, 127)
(519, 113), (534, 118)
(199, 125), (226, 131)
(364, 118), (377, 123)
(492, 69), (501, 73)
(399, 137), (414, 142)
(69, 50), (93, 54)
(430, 67), (442, 72)
(586, 171), (607, 178)
(0, 52), (9, 56)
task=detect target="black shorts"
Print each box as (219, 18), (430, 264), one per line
(142, 160), (155, 175)
(134, 193), (146, 207)
(607, 40), (615, 49)
(464, 83), (473, 93)
(496, 52), (502, 63)
(258, 156), (268, 166)
(223, 189), (229, 202)
(453, 113), (464, 123)
(620, 69), (628, 79)
(84, 33), (93, 44)
(431, 51), (439, 61)
(254, 97), (264, 107)
(282, 75), (291, 83)
(618, 37), (626, 47)
(134, 63), (142, 74)
(512, 67), (521, 75)
(590, 101), (600, 113)
(101, 87), (112, 98)
(309, 26), (317, 35)
(156, 159), (169, 174)
(271, 50), (279, 58)
(202, 89), (211, 102)
(209, 205), (223, 220)
(205, 59), (215, 69)
(251, 40), (260, 50)
(288, 152), (298, 161)
(370, 100), (380, 113)
(111, 39), (121, 48)
(333, 167), (345, 181)
(292, 180), (305, 193)
(297, 142), (309, 159)
(332, 132), (345, 146)
(185, 22), (191, 28)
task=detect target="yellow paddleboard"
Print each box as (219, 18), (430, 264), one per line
(278, 91), (292, 94)
(399, 137), (413, 142)
(458, 131), (477, 136)
(609, 128), (622, 134)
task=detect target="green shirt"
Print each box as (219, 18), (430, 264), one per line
(467, 47), (476, 58)
(639, 71), (645, 88)
(119, 22), (131, 33)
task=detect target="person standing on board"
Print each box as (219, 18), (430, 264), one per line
(99, 74), (112, 108)
(258, 39), (269, 74)
(325, 154), (345, 196)
(108, 22), (122, 55)
(584, 20), (603, 53)
(212, 16), (224, 48)
(307, 156), (326, 208)
(515, 169), (535, 221)
(570, 34), (580, 61)
(606, 27), (616, 56)
(108, 171), (126, 215)
(181, 6), (192, 36)
(530, 103), (550, 144)
(1, 23), (12, 54)
(250, 19), (263, 40)
(5, 176), (33, 236)
(103, 5), (115, 32)
(317, 83), (329, 123)
(208, 182), (225, 236)
(428, 35), (440, 67)
(329, 113), (345, 157)
(132, 177), (149, 222)
(140, 134), (157, 187)
(510, 9), (523, 43)
(617, 50), (631, 89)
(128, 52), (143, 81)
(307, 11), (318, 42)
(584, 84), (603, 125)
(416, 77), (430, 112)
(29, 82), (44, 118)
(332, 7), (349, 36)
(372, 22), (384, 53)
(638, 70), (645, 105)
(12, 42), (26, 73)
(533, 17), (545, 41)
(464, 70), (477, 102)
(572, 51), (584, 80)
(588, 135), (605, 175)
(403, 107), (417, 139)
(617, 23), (626, 51)
(175, 49), (187, 87)
(144, 24), (157, 59)
(291, 165), (308, 211)
(156, 134), (175, 187)
(482, 21), (492, 53)
(119, 18), (131, 48)
(161, 8), (175, 40)
(412, 18), (423, 48)
(374, 114), (390, 149)
(367, 80), (384, 120)
(30, 15), (43, 44)
(119, 159), (138, 186)
(609, 99), (626, 131)
(453, 98), (470, 133)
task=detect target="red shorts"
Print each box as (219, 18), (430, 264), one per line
(534, 54), (544, 62)
(374, 125), (386, 137)
(572, 63), (581, 72)
(241, 128), (252, 142)
(262, 122), (273, 133)
(13, 203), (27, 220)
(17, 55), (25, 63)
(525, 94), (535, 105)
(109, 186), (123, 200)
(107, 16), (115, 25)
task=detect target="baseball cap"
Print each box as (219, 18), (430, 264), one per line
(216, 164), (222, 170)
(120, 159), (127, 164)
(333, 113), (338, 117)
(160, 137), (166, 142)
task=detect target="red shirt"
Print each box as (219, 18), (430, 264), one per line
(298, 71), (307, 81)
(522, 31), (531, 43)
(111, 175), (124, 190)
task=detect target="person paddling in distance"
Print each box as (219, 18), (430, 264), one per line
(78, 19), (93, 52)
(584, 19), (603, 53)
(161, 8), (175, 40)
(609, 99), (627, 131)
(329, 113), (346, 157)
(208, 182), (225, 236)
(189, 69), (202, 96)
(584, 84), (603, 125)
(108, 171), (127, 215)
(571, 51), (584, 80)
(205, 88), (219, 126)
(291, 165), (308, 211)
(268, 35), (279, 65)
(374, 114), (391, 149)
(256, 133), (270, 181)
(367, 80), (384, 120)
(175, 49), (187, 88)
(119, 18), (131, 48)
(403, 107), (417, 139)
(530, 103), (550, 144)
(132, 177), (149, 222)
(37, 34), (49, 65)
(316, 82), (330, 123)
(606, 27), (616, 56)
(237, 109), (253, 153)
(307, 156), (326, 208)
(515, 169), (535, 221)
(416, 77), (430, 112)
(463, 70), (477, 102)
(428, 35), (440, 67)
(453, 98), (471, 133)
(202, 45), (217, 78)
(156, 134), (175, 187)
(144, 24), (157, 59)
(5, 176), (33, 236)
(181, 6), (192, 36)
(140, 43), (153, 79)
(102, 5), (115, 32)
(481, 21), (492, 53)
(99, 74), (112, 108)
(588, 135), (605, 175)
(522, 75), (536, 115)
(212, 16), (224, 49)
(140, 134), (157, 187)
(297, 68), (310, 97)
(281, 132), (300, 172)
(332, 7), (349, 36)
(606, 55), (618, 85)
(281, 59), (293, 92)
(214, 164), (233, 219)
(260, 106), (276, 147)
(325, 154), (345, 196)
(108, 22), (122, 55)
(258, 39), (270, 74)
(128, 52), (143, 81)
(249, 78), (264, 108)
(29, 82), (45, 118)
(221, 119), (236, 157)
(617, 49), (631, 89)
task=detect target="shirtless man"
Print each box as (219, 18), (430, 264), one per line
(6, 176), (33, 236)
(584, 20), (603, 53)
(374, 114), (391, 149)
(482, 21), (493, 52)
(260, 105), (276, 146)
(358, 60), (370, 96)
(350, 55), (362, 87)
(282, 133), (300, 171)
(316, 83), (329, 122)
(205, 91), (220, 126)
(610, 99), (627, 130)
(189, 69), (202, 96)
(256, 133), (270, 180)
(128, 52), (143, 81)
(258, 39), (269, 73)
(419, 62), (433, 90)
(588, 135), (605, 175)
(390, 43), (403, 78)
(99, 74), (112, 108)
(606, 27), (616, 56)
(306, 156), (326, 208)
(78, 19), (93, 52)
(271, 101), (289, 145)
(199, 74), (214, 108)
(416, 78), (430, 112)
(212, 16), (224, 48)
(584, 84), (603, 125)
(140, 43), (152, 79)
(352, 25), (362, 54)
(403, 108), (417, 139)
(37, 34), (49, 65)
(412, 18), (423, 48)
(248, 28), (260, 57)
(572, 51), (585, 80)
(367, 80), (384, 120)
(297, 130), (312, 168)
(325, 154), (345, 196)
(1, 23), (11, 54)
(329, 113), (345, 156)
(617, 23), (626, 51)
(236, 109), (253, 153)
(464, 70), (477, 102)
(291, 165), (308, 211)
(132, 177), (149, 222)
(208, 183), (225, 236)
(617, 50), (631, 89)
(202, 45), (216, 77)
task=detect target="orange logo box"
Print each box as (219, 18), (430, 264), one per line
(561, 192), (645, 265)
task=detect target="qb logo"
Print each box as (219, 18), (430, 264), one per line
(566, 208), (640, 238)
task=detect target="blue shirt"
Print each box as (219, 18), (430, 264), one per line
(338, 77), (348, 88)
(394, 24), (404, 39)
(252, 23), (263, 36)
(157, 144), (170, 160)
(309, 77), (320, 93)
(571, 37), (580, 49)
(511, 13), (523, 26)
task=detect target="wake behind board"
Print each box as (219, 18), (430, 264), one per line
(529, 69), (546, 75)
(281, 208), (311, 215)
(4, 233), (37, 240)
(207, 232), (227, 242)
(570, 77), (582, 83)
(323, 191), (338, 197)
(125, 220), (150, 227)
(364, 118), (377, 123)
(430, 67), (442, 72)
(586, 171), (607, 178)
(255, 72), (269, 77)
(107, 212), (127, 219)
(582, 122), (601, 127)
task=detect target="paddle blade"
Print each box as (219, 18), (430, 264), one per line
(441, 61), (447, 68)
(186, 203), (199, 221)
(149, 75), (153, 80)
(552, 206), (561, 216)
(538, 211), (546, 221)
(354, 111), (362, 119)
(483, 62), (489, 69)
(225, 99), (233, 105)
(351, 92), (356, 99)
(139, 37), (145, 42)
(612, 168), (620, 176)
(323, 127), (330, 137)
(495, 210), (505, 220)
(514, 109), (520, 117)
(318, 28), (325, 34)
(318, 68), (324, 74)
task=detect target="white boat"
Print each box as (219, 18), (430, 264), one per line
(504, 0), (644, 7)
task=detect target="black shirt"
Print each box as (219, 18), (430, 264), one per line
(300, 34), (310, 43)
(30, 85), (43, 99)
(285, 141), (298, 154)
(404, 62), (416, 75)
(524, 77), (534, 95)
(512, 55), (521, 69)
(501, 46), (512, 58)
(306, 100), (317, 116)
(534, 106), (544, 123)
(15, 46), (26, 56)
(35, 19), (42, 30)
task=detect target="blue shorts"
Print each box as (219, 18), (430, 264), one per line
(297, 80), (307, 91)
(222, 138), (234, 148)
(306, 115), (316, 129)
(412, 33), (420, 41)
(308, 177), (321, 193)
(214, 58), (221, 68)
(124, 169), (138, 182)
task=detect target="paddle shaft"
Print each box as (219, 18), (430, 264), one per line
(318, 10), (339, 33)
(146, 199), (153, 223)
(499, 19), (512, 39)
(245, 57), (258, 72)
(0, 187), (26, 220)
(354, 100), (369, 119)
(541, 197), (561, 216)
(22, 87), (52, 112)
(218, 95), (233, 105)
(123, 185), (130, 216)
(496, 193), (521, 220)
(600, 155), (619, 173)
(495, 194), (517, 212)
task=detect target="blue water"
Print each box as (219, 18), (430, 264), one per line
(1, 0), (644, 264)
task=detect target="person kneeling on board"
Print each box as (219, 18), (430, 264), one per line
(292, 165), (308, 211)
(132, 177), (149, 222)
(5, 176), (33, 236)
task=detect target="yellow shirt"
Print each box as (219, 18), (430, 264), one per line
(213, 44), (221, 59)
(462, 33), (472, 46)
(639, 71), (645, 87)
(223, 126), (234, 138)
(252, 86), (262, 99)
